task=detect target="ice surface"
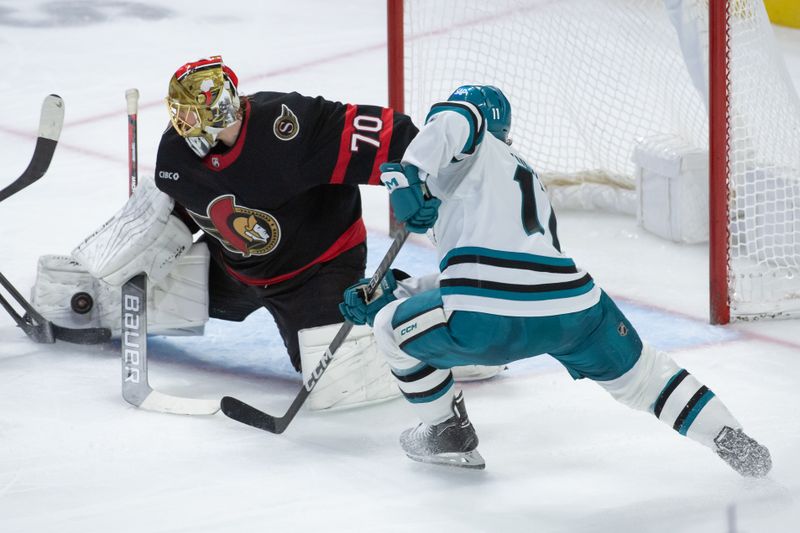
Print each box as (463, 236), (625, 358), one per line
(0, 1), (798, 532)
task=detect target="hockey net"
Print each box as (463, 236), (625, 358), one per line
(389, 0), (800, 322)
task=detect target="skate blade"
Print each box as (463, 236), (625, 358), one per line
(406, 449), (486, 470)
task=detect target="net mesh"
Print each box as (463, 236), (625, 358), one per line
(402, 0), (800, 319)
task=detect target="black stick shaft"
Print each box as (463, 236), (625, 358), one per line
(221, 227), (410, 433)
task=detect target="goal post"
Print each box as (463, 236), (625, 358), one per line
(387, 0), (800, 324)
(709, 0), (731, 325)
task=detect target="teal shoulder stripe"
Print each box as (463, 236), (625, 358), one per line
(426, 103), (484, 154)
(439, 246), (576, 272)
(440, 280), (595, 302)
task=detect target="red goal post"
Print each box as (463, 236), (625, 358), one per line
(387, 0), (800, 324)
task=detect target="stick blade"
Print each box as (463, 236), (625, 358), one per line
(39, 94), (65, 142)
(221, 396), (286, 434)
(137, 390), (221, 415)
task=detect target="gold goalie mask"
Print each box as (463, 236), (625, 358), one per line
(166, 55), (240, 157)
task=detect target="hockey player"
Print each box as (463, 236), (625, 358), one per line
(152, 55), (419, 375)
(339, 85), (772, 476)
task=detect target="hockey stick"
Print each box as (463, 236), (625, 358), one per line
(221, 227), (410, 434)
(0, 95), (110, 345)
(120, 89), (220, 415)
(121, 273), (220, 415)
(126, 88), (139, 196)
(0, 271), (111, 344)
(0, 95), (64, 203)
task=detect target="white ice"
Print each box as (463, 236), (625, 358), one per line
(1, 1), (799, 532)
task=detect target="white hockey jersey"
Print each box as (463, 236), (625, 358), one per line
(402, 101), (601, 317)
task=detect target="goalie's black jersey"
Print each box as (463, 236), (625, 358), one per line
(154, 91), (417, 286)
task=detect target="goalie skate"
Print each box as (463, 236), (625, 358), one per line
(714, 426), (772, 478)
(399, 392), (485, 470)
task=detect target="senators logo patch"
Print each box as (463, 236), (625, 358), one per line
(273, 104), (299, 141)
(188, 195), (281, 257)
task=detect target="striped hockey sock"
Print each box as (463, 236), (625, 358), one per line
(653, 368), (740, 449)
(391, 362), (456, 425)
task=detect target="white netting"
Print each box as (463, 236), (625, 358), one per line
(402, 0), (800, 319)
(725, 1), (800, 318)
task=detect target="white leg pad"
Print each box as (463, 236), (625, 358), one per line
(300, 323), (401, 411)
(31, 242), (210, 337)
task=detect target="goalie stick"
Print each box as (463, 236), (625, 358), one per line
(121, 273), (220, 415)
(0, 94), (64, 203)
(220, 227), (410, 434)
(120, 89), (219, 415)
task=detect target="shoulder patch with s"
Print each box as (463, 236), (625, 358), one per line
(273, 104), (299, 141)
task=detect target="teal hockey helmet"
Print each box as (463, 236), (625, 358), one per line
(448, 85), (511, 143)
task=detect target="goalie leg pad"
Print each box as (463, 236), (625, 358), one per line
(300, 323), (401, 411)
(31, 242), (210, 337)
(72, 176), (191, 286)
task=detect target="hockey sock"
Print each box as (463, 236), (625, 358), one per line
(390, 362), (456, 425)
(597, 344), (739, 449)
(653, 368), (740, 449)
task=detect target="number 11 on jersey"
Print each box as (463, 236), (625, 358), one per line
(512, 158), (562, 252)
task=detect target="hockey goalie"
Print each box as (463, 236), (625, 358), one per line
(31, 175), (499, 411)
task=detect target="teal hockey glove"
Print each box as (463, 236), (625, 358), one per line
(380, 162), (441, 233)
(339, 269), (399, 327)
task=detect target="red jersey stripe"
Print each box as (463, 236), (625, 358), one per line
(224, 218), (366, 286)
(368, 107), (395, 184)
(329, 104), (357, 184)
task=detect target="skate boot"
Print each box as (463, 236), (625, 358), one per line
(399, 391), (485, 469)
(714, 426), (772, 477)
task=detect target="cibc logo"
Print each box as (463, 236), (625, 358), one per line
(123, 294), (142, 383)
(158, 170), (180, 181)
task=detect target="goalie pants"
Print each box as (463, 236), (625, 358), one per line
(207, 242), (366, 372)
(373, 289), (740, 449)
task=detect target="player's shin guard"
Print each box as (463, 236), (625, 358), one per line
(597, 344), (739, 448)
(373, 300), (456, 424)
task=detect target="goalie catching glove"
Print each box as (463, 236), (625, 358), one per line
(380, 162), (441, 233)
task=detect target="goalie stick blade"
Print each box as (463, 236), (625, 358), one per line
(0, 95), (64, 203)
(135, 389), (221, 416)
(221, 396), (290, 434)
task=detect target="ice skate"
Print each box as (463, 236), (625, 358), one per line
(714, 426), (772, 478)
(399, 392), (485, 469)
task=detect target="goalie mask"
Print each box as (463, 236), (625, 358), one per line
(166, 56), (241, 157)
(448, 85), (512, 144)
